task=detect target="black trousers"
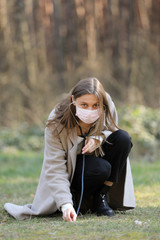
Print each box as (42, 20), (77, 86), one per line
(71, 129), (132, 198)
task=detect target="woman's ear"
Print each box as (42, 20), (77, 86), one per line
(72, 95), (76, 105)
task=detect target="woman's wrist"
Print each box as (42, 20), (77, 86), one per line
(61, 203), (73, 213)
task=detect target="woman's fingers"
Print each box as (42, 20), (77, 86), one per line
(63, 208), (77, 222)
(71, 210), (77, 221)
(82, 139), (94, 153)
(82, 138), (100, 154)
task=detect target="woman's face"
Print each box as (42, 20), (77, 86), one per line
(73, 94), (99, 110)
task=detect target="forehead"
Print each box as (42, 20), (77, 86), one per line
(76, 94), (98, 102)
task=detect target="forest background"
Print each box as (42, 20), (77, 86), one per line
(0, 0), (160, 161)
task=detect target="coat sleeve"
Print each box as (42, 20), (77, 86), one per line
(43, 126), (73, 209)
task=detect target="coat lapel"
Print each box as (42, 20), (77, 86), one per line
(68, 127), (78, 180)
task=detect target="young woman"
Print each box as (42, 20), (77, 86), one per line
(4, 78), (135, 222)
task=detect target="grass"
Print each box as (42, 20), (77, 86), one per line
(0, 151), (160, 240)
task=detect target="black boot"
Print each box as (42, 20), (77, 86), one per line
(92, 185), (115, 217)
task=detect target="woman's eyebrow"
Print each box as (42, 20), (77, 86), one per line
(79, 101), (88, 104)
(79, 101), (99, 104)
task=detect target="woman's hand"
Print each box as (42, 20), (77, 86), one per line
(61, 203), (77, 222)
(82, 138), (100, 154)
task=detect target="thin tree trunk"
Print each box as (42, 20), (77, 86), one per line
(52, 0), (65, 89)
(84, 0), (97, 61)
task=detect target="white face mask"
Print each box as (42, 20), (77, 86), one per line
(75, 105), (101, 124)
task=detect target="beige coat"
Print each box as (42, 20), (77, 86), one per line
(4, 93), (135, 220)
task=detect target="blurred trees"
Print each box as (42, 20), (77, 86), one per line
(0, 0), (160, 127)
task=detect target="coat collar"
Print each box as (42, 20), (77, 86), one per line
(67, 127), (79, 180)
(68, 126), (77, 146)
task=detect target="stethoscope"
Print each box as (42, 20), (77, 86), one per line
(76, 124), (94, 216)
(69, 103), (95, 215)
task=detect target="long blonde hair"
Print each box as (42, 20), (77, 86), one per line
(46, 77), (118, 135)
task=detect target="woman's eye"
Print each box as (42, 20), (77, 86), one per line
(93, 104), (99, 108)
(81, 104), (87, 107)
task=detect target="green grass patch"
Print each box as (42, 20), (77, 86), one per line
(0, 152), (160, 239)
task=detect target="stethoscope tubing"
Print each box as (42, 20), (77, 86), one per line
(76, 153), (85, 216)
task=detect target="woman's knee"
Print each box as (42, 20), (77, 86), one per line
(117, 129), (131, 141)
(109, 129), (132, 148)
